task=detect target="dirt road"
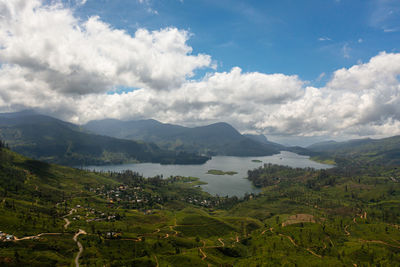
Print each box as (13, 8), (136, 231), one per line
(73, 229), (87, 267)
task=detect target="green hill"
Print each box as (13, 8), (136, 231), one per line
(0, 111), (209, 166)
(308, 136), (400, 165)
(0, 142), (118, 234)
(0, 141), (399, 266)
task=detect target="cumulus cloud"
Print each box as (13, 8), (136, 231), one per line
(260, 52), (400, 137)
(327, 52), (400, 92)
(0, 0), (211, 94)
(1, 0), (400, 142)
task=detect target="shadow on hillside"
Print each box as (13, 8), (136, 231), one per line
(23, 160), (51, 177)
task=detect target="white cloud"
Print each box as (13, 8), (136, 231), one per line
(316, 72), (326, 82)
(265, 52), (400, 137)
(326, 52), (400, 92)
(318, 37), (331, 41)
(369, 0), (400, 32)
(137, 0), (159, 15)
(342, 43), (351, 58)
(383, 28), (399, 33)
(147, 7), (158, 15)
(1, 0), (400, 142)
(0, 0), (210, 94)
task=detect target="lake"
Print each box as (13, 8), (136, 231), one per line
(86, 151), (333, 197)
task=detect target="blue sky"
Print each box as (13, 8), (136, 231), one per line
(74, 0), (400, 85)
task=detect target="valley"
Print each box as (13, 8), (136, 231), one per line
(85, 151), (332, 197)
(0, 139), (399, 266)
(0, 112), (400, 266)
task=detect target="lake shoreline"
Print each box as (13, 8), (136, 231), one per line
(84, 151), (333, 197)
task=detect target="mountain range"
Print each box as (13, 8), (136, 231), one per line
(0, 111), (209, 166)
(83, 118), (284, 156)
(0, 111), (286, 166)
(2, 110), (400, 167)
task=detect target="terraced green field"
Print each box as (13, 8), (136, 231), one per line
(0, 144), (399, 266)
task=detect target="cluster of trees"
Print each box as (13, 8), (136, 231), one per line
(246, 161), (388, 189)
(97, 170), (248, 210)
(0, 139), (8, 149)
(247, 164), (317, 188)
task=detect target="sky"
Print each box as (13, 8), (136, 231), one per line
(0, 0), (400, 145)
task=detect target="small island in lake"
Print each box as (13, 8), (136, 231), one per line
(251, 159), (262, 163)
(207, 169), (238, 175)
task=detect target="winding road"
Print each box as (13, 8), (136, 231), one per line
(344, 224), (351, 236)
(14, 232), (62, 241)
(199, 248), (207, 260)
(154, 255), (159, 267)
(73, 229), (87, 267)
(278, 233), (323, 258)
(64, 208), (87, 267)
(64, 218), (70, 229)
(8, 207), (88, 267)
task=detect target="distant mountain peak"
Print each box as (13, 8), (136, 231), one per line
(243, 134), (269, 144)
(83, 118), (283, 156)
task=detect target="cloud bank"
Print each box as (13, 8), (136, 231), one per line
(1, 0), (400, 142)
(0, 0), (211, 94)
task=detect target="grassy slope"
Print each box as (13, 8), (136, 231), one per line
(309, 135), (400, 166)
(0, 146), (399, 266)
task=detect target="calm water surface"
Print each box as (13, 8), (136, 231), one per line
(86, 151), (333, 197)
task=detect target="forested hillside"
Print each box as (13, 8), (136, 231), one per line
(0, 112), (209, 166)
(1, 141), (399, 266)
(308, 136), (400, 165)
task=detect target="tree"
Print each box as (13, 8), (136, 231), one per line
(14, 250), (20, 263)
(275, 216), (280, 225)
